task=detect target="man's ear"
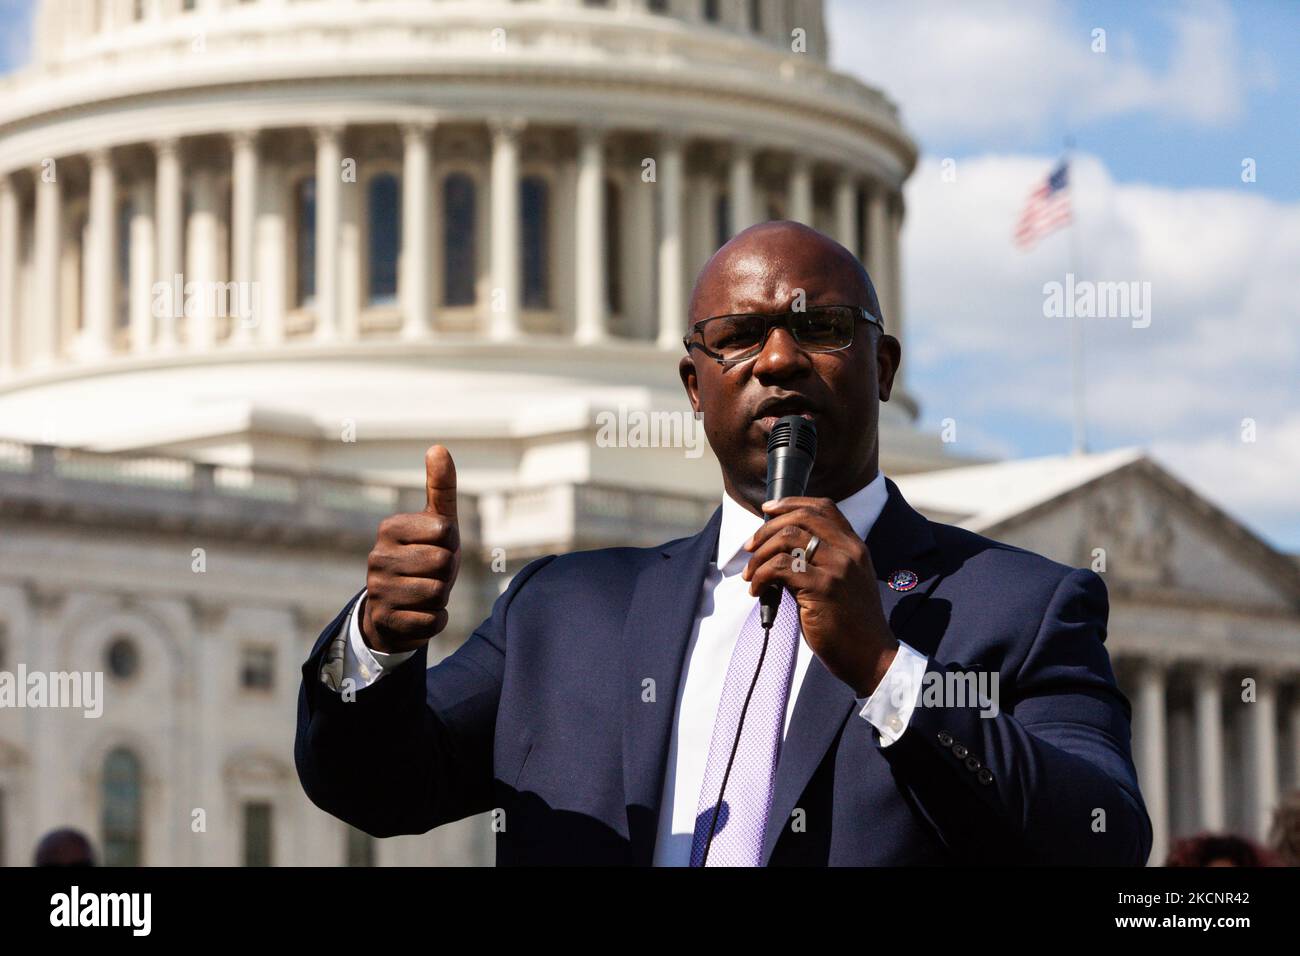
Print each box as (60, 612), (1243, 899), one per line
(679, 355), (701, 414)
(876, 333), (901, 401)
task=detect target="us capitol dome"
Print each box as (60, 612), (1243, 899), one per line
(0, 0), (941, 520)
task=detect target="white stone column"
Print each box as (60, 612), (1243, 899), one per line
(489, 118), (522, 340)
(338, 166), (361, 341)
(656, 135), (685, 349)
(32, 160), (61, 368)
(229, 130), (259, 345)
(255, 160), (286, 345)
(128, 179), (155, 355)
(833, 170), (856, 254)
(788, 156), (813, 226)
(186, 167), (219, 349)
(0, 176), (17, 376)
(1136, 659), (1168, 866)
(728, 142), (755, 236)
(865, 181), (889, 321)
(1194, 666), (1226, 831)
(313, 125), (343, 342)
(1251, 674), (1279, 842)
(154, 138), (183, 350)
(888, 191), (905, 385)
(85, 150), (117, 360)
(574, 125), (607, 344)
(401, 123), (433, 340)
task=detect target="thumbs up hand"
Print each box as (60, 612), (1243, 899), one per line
(360, 445), (463, 653)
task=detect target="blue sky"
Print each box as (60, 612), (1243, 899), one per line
(2, 0), (1297, 547)
(829, 0), (1300, 200)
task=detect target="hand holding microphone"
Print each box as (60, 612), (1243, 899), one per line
(742, 417), (900, 698)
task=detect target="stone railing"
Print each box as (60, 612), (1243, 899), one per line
(0, 440), (438, 543)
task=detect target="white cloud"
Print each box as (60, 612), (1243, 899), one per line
(827, 0), (1255, 141)
(1151, 414), (1300, 544)
(901, 152), (1300, 544)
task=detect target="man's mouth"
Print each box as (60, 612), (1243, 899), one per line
(752, 398), (820, 434)
(756, 412), (817, 433)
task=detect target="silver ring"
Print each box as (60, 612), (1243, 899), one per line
(803, 534), (821, 564)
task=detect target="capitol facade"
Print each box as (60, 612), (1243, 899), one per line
(0, 0), (1297, 867)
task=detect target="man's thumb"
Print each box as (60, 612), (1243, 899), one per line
(424, 444), (457, 519)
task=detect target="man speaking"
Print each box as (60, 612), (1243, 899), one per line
(295, 222), (1152, 866)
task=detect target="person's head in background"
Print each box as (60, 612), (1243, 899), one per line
(1269, 789), (1300, 866)
(679, 221), (900, 513)
(33, 827), (97, 867)
(1164, 832), (1277, 867)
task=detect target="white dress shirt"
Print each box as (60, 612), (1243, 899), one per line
(329, 473), (929, 866)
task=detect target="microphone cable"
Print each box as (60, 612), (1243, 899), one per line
(698, 615), (774, 867)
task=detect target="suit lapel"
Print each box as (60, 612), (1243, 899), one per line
(761, 479), (943, 864)
(622, 505), (722, 865)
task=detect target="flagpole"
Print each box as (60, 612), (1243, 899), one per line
(1064, 136), (1087, 455)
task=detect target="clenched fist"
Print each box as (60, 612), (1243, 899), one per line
(360, 445), (462, 653)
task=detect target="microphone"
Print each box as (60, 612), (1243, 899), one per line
(760, 415), (818, 629)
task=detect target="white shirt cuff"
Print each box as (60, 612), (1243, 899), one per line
(855, 641), (928, 748)
(342, 590), (418, 689)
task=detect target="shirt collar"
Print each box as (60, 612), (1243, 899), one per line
(715, 471), (890, 576)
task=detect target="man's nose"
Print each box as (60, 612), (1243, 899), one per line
(752, 325), (811, 377)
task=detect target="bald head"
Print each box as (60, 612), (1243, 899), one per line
(688, 220), (882, 327)
(34, 828), (96, 867)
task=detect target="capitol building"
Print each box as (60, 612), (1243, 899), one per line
(0, 0), (1297, 867)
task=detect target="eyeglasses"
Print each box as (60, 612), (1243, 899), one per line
(683, 304), (882, 366)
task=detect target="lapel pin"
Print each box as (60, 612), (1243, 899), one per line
(888, 569), (919, 592)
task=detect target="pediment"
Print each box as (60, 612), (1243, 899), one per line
(979, 460), (1300, 611)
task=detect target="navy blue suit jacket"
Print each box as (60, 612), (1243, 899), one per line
(295, 480), (1152, 865)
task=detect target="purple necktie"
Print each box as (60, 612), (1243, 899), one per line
(689, 588), (801, 867)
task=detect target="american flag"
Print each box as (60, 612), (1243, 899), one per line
(1013, 160), (1071, 250)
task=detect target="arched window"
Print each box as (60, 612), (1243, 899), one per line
(443, 173), (477, 307)
(604, 179), (621, 315)
(117, 199), (133, 331)
(520, 176), (550, 309)
(242, 801), (273, 867)
(102, 748), (142, 866)
(367, 174), (400, 305)
(294, 178), (317, 307)
(346, 826), (375, 867)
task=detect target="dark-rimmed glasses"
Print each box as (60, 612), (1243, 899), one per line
(683, 305), (882, 366)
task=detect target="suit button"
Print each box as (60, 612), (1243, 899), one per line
(937, 732), (953, 747)
(965, 756), (981, 772)
(952, 744), (968, 760)
(977, 768), (994, 786)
